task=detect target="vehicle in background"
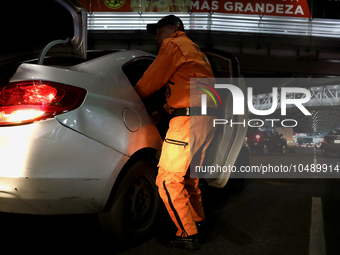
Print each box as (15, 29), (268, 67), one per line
(247, 127), (287, 155)
(320, 129), (340, 157)
(308, 143), (315, 148)
(274, 127), (295, 152)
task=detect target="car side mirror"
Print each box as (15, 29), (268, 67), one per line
(280, 134), (283, 137)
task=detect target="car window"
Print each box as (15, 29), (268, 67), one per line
(260, 130), (269, 136)
(272, 130), (279, 137)
(204, 52), (232, 78)
(122, 57), (167, 115)
(265, 131), (273, 137)
(122, 57), (155, 87)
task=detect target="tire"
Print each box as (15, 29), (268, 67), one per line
(99, 160), (161, 244)
(280, 145), (287, 155)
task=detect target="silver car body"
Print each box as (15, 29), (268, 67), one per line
(0, 50), (162, 214)
(0, 49), (248, 215)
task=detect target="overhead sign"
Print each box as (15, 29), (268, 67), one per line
(78, 0), (131, 12)
(78, 0), (311, 18)
(191, 0), (311, 18)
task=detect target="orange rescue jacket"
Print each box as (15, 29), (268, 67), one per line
(135, 31), (215, 109)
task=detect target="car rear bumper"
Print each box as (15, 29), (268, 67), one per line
(0, 178), (108, 215)
(248, 143), (262, 152)
(0, 119), (128, 215)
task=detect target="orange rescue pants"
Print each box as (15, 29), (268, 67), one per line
(156, 115), (215, 237)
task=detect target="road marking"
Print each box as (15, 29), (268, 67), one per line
(309, 197), (326, 255)
(311, 148), (318, 178)
(313, 148), (317, 165)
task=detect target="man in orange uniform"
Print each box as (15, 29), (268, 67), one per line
(135, 15), (216, 250)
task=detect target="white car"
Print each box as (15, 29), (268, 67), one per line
(0, 0), (249, 243)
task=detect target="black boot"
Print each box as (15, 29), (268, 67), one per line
(195, 220), (206, 233)
(167, 234), (200, 250)
(195, 220), (206, 242)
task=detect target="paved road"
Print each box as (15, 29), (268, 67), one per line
(1, 147), (339, 255)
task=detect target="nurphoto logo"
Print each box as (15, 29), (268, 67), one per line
(195, 78), (312, 128)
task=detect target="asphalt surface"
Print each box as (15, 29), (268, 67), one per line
(1, 147), (340, 255)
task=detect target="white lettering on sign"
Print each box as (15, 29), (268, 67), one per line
(285, 5), (293, 14)
(224, 1), (233, 11)
(255, 3), (263, 12)
(244, 3), (254, 12)
(295, 5), (304, 15)
(191, 0), (219, 10)
(226, 2), (305, 15)
(191, 1), (199, 9)
(191, 1), (305, 16)
(201, 0), (210, 10)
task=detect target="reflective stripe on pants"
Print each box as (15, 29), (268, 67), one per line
(156, 115), (215, 237)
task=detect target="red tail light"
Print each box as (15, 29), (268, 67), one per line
(255, 134), (261, 142)
(0, 80), (87, 126)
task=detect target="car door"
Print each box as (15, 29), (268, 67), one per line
(200, 49), (248, 188)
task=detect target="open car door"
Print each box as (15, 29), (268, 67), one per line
(200, 49), (248, 188)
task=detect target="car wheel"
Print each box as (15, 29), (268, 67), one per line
(99, 159), (161, 244)
(281, 145), (287, 155)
